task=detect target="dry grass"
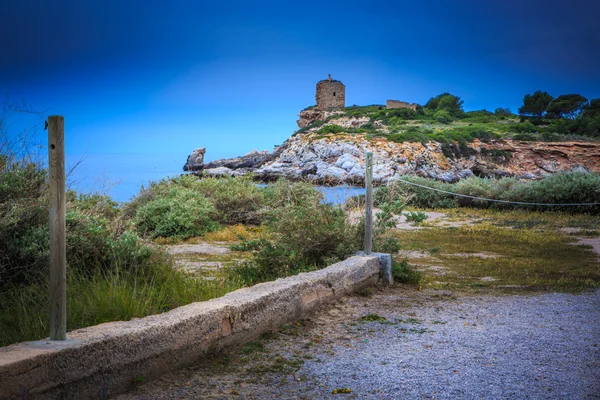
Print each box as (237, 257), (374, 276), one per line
(202, 225), (263, 242)
(440, 208), (600, 230)
(393, 209), (600, 293)
(154, 225), (264, 245)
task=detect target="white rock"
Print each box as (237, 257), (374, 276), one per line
(335, 153), (361, 171)
(204, 167), (234, 176)
(347, 165), (365, 180)
(318, 165), (348, 181)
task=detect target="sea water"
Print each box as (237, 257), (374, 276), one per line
(66, 153), (364, 205)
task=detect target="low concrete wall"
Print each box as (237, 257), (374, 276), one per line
(0, 255), (382, 400)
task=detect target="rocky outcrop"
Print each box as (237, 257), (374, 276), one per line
(183, 147), (206, 172)
(249, 133), (472, 184)
(192, 133), (600, 185)
(186, 148), (283, 175)
(204, 149), (281, 170)
(296, 109), (352, 129)
(297, 108), (325, 129)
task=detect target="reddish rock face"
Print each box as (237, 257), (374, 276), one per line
(297, 109), (324, 129)
(474, 140), (600, 177)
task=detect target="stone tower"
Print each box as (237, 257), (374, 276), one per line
(316, 74), (345, 109)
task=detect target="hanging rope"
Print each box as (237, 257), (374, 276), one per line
(395, 178), (600, 207)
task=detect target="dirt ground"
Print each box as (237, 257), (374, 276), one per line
(116, 286), (600, 400)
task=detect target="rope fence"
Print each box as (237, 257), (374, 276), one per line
(394, 177), (600, 207)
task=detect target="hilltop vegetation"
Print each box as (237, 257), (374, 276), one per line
(297, 91), (600, 142)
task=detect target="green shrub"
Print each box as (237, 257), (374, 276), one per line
(425, 93), (465, 118)
(263, 178), (322, 209)
(230, 237), (267, 252)
(391, 176), (458, 208)
(392, 259), (421, 284)
(343, 105), (384, 118)
(501, 172), (600, 212)
(494, 108), (513, 117)
(434, 110), (453, 124)
(66, 191), (119, 220)
(0, 150), (179, 291)
(374, 108), (417, 125)
(453, 176), (504, 207)
(548, 116), (600, 137)
(317, 124), (345, 134)
(192, 175), (265, 225)
(130, 175), (266, 226)
(134, 187), (218, 239)
(389, 108), (417, 120)
(231, 203), (358, 284)
(388, 127), (433, 144)
(0, 156), (49, 288)
(0, 124), (246, 346)
(386, 173), (600, 213)
(513, 120), (537, 133)
(461, 110), (498, 123)
(404, 211), (429, 225)
(376, 200), (405, 230)
(374, 232), (401, 254)
(269, 204), (355, 265)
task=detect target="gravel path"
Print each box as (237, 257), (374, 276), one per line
(117, 287), (600, 400)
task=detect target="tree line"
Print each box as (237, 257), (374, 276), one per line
(420, 91), (599, 137)
(518, 91), (599, 120)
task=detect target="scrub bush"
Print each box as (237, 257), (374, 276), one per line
(317, 124), (345, 134)
(385, 172), (600, 213)
(388, 176), (458, 209)
(262, 178), (322, 208)
(192, 175), (265, 225)
(434, 110), (453, 124)
(404, 211), (428, 225)
(231, 202), (358, 284)
(133, 186), (218, 239)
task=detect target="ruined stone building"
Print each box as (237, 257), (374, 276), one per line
(316, 74), (345, 109)
(386, 99), (418, 111)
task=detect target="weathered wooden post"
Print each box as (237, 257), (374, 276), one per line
(48, 116), (67, 340)
(364, 151), (373, 255)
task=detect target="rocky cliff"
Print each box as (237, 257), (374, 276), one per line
(184, 110), (600, 184)
(185, 133), (600, 184)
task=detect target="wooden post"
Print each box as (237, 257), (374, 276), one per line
(364, 152), (373, 255)
(48, 116), (67, 340)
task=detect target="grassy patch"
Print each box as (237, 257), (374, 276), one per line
(393, 222), (600, 292)
(0, 259), (245, 347)
(391, 259), (422, 284)
(241, 341), (266, 354)
(443, 208), (600, 230)
(359, 313), (387, 323)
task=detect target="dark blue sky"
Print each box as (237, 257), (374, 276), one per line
(2, 0), (599, 199)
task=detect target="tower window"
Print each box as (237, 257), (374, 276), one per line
(333, 92), (336, 96)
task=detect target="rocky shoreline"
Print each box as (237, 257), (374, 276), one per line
(184, 132), (600, 184)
